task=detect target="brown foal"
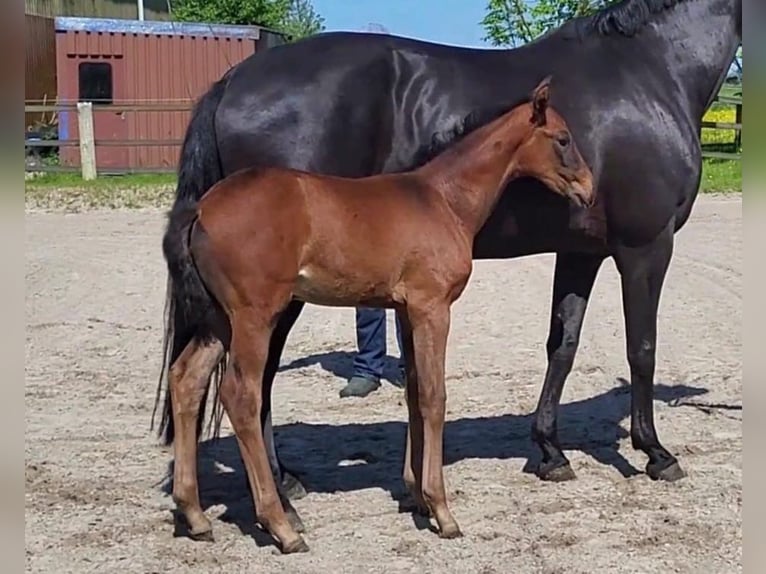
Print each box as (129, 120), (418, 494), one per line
(162, 77), (594, 553)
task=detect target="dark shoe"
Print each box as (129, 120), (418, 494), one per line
(339, 375), (381, 398)
(281, 470), (308, 500)
(391, 366), (406, 388)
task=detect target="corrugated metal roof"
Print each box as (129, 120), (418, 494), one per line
(54, 16), (265, 39)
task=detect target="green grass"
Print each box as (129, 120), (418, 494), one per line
(25, 172), (177, 189)
(700, 158), (742, 193)
(697, 82), (741, 193)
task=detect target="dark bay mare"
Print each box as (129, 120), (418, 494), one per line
(153, 0), (741, 532)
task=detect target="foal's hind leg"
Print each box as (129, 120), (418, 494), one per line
(531, 252), (603, 481)
(220, 309), (307, 553)
(169, 336), (225, 540)
(260, 300), (308, 532)
(614, 221), (685, 482)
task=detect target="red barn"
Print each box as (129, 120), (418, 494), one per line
(50, 17), (284, 171)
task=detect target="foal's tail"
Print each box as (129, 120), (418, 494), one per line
(151, 73), (232, 446)
(151, 197), (228, 446)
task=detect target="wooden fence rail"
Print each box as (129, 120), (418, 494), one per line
(25, 95), (743, 178)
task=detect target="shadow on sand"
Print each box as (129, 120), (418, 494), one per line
(278, 350), (404, 387)
(158, 365), (734, 547)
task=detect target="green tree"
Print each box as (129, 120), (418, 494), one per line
(281, 0), (326, 40)
(172, 0), (324, 41)
(481, 0), (612, 47)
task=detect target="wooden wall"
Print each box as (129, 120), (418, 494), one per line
(25, 0), (171, 21)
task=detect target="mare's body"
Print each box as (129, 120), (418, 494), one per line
(154, 0), (741, 518)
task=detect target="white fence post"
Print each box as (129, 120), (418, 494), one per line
(77, 102), (97, 181)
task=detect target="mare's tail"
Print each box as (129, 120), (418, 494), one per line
(151, 72), (231, 446)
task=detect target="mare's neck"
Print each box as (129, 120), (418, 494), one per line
(621, 0), (740, 119)
(655, 0), (739, 117)
(416, 110), (528, 237)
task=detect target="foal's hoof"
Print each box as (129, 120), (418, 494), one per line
(647, 460), (687, 482)
(438, 523), (464, 540)
(281, 536), (310, 554)
(538, 461), (577, 482)
(286, 507), (306, 533)
(189, 528), (215, 543)
(282, 471), (308, 500)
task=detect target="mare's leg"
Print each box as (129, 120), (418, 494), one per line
(396, 309), (428, 516)
(408, 301), (461, 538)
(613, 220), (685, 481)
(260, 300), (308, 527)
(221, 310), (308, 553)
(170, 336), (225, 540)
(532, 252), (604, 481)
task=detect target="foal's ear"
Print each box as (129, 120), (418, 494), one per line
(530, 76), (552, 127)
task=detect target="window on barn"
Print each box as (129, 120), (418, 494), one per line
(78, 62), (113, 104)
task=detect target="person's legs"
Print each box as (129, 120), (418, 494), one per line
(393, 312), (406, 387)
(340, 307), (387, 397)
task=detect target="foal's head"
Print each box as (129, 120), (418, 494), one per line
(511, 77), (594, 207)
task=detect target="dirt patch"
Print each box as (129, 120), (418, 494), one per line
(25, 195), (742, 573)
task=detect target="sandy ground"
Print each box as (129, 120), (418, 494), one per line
(25, 195), (742, 574)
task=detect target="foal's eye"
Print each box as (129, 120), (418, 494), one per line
(557, 133), (571, 148)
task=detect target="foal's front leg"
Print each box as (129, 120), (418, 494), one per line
(408, 301), (462, 538)
(169, 336), (225, 540)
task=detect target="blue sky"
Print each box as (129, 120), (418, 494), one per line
(311, 0), (493, 48)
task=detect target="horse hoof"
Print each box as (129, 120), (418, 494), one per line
(282, 536), (310, 554)
(189, 528), (215, 543)
(286, 508), (306, 533)
(539, 461), (577, 482)
(439, 524), (463, 539)
(399, 494), (431, 517)
(283, 471), (308, 500)
(647, 460), (687, 482)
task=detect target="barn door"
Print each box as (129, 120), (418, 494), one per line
(78, 58), (129, 171)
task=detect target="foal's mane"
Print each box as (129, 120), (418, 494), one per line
(566, 0), (688, 38)
(413, 97), (530, 170)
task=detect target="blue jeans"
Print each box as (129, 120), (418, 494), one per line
(352, 307), (404, 380)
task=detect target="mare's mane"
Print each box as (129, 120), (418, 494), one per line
(568, 0), (688, 38)
(413, 96), (531, 170)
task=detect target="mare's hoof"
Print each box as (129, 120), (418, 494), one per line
(538, 461), (577, 482)
(283, 471), (308, 500)
(189, 528), (215, 543)
(286, 508), (306, 533)
(282, 536), (310, 554)
(439, 524), (464, 539)
(647, 460), (687, 482)
(399, 494), (431, 517)
(416, 505), (431, 518)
